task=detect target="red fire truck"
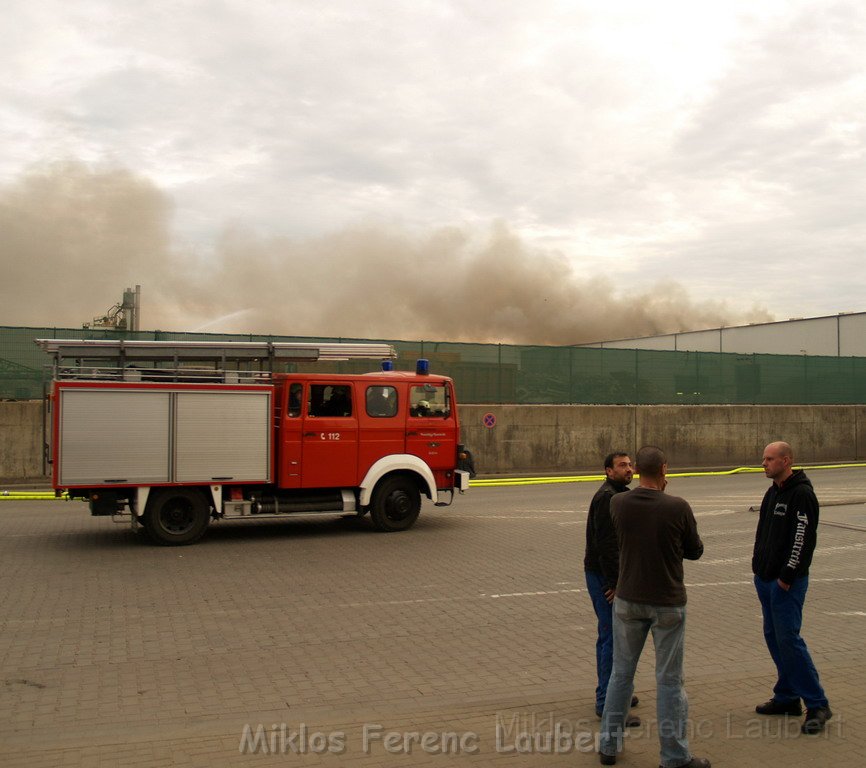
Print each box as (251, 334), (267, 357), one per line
(37, 339), (472, 545)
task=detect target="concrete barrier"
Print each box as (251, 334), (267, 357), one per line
(3, 400), (865, 482)
(0, 400), (44, 483)
(459, 403), (866, 474)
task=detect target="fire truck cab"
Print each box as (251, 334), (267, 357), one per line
(37, 339), (472, 545)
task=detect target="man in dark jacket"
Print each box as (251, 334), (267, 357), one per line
(598, 446), (708, 768)
(584, 452), (639, 723)
(752, 441), (832, 734)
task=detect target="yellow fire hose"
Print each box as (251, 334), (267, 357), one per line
(2, 462), (865, 497)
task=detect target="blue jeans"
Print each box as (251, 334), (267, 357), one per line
(600, 598), (691, 768)
(585, 570), (613, 712)
(754, 576), (828, 709)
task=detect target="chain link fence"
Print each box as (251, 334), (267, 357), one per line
(3, 325), (866, 404)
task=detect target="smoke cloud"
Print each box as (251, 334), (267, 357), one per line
(1, 162), (772, 344)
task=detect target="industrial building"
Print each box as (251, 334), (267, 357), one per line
(576, 312), (866, 357)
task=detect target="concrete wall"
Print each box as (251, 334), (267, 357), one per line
(3, 400), (865, 482)
(0, 400), (44, 483)
(459, 404), (866, 474)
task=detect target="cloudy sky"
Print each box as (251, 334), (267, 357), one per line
(1, 0), (865, 343)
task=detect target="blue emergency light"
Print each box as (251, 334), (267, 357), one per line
(416, 358), (429, 375)
(381, 360), (394, 371)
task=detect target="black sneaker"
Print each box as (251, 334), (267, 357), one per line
(755, 698), (802, 716)
(659, 759), (710, 768)
(599, 753), (616, 766)
(801, 706), (832, 734)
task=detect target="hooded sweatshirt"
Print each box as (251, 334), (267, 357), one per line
(752, 469), (819, 585)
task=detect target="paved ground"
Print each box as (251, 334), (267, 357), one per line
(1, 468), (864, 767)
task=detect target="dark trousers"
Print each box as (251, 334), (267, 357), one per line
(754, 575), (828, 709)
(585, 570), (613, 712)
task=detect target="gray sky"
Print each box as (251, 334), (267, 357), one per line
(2, 1), (865, 343)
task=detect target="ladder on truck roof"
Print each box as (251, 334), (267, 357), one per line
(35, 338), (398, 383)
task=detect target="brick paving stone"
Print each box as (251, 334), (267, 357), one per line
(1, 471), (864, 766)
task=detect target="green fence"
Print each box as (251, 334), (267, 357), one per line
(3, 325), (866, 405)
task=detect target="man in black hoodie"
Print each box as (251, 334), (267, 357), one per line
(752, 441), (832, 734)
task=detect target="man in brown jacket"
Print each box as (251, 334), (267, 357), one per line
(598, 446), (708, 768)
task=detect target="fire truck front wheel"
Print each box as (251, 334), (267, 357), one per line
(143, 488), (210, 546)
(369, 475), (421, 532)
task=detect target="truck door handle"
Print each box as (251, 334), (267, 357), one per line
(304, 432), (317, 437)
(407, 431), (419, 436)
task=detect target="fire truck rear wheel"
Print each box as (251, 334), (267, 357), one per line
(369, 476), (421, 532)
(143, 488), (210, 546)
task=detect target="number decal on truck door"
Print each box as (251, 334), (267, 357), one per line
(302, 383), (358, 487)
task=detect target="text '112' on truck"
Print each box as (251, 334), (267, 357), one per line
(37, 339), (475, 545)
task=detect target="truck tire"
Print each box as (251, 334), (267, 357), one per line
(143, 488), (210, 546)
(369, 475), (421, 532)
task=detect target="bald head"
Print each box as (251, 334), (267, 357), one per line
(762, 441), (794, 484)
(766, 441), (793, 459)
